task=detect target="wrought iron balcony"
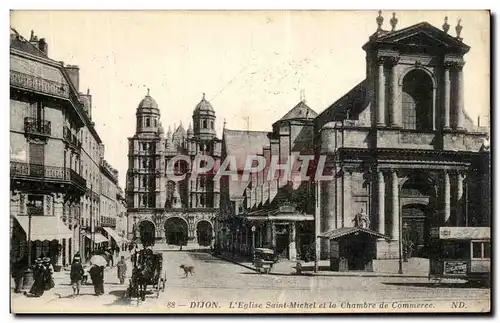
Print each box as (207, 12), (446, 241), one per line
(63, 126), (82, 152)
(11, 70), (69, 98)
(11, 71), (84, 122)
(10, 161), (86, 192)
(24, 117), (51, 137)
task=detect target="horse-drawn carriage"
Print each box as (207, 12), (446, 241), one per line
(127, 248), (166, 301)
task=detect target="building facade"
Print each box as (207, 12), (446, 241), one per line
(219, 100), (319, 260)
(10, 29), (124, 269)
(10, 29), (87, 270)
(218, 15), (491, 270)
(126, 93), (221, 247)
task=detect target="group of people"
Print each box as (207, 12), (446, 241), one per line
(69, 251), (128, 297)
(26, 257), (55, 297)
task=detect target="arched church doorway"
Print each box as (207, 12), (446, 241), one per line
(139, 221), (156, 247)
(402, 69), (434, 131)
(196, 221), (213, 247)
(400, 173), (437, 258)
(164, 217), (188, 246)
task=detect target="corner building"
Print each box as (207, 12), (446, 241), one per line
(126, 93), (221, 247)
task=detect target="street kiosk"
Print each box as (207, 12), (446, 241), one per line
(428, 227), (490, 286)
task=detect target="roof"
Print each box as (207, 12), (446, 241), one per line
(137, 94), (159, 112)
(276, 101), (318, 124)
(363, 21), (470, 54)
(194, 93), (215, 115)
(10, 28), (47, 58)
(315, 80), (367, 129)
(319, 227), (390, 240)
(223, 129), (270, 170)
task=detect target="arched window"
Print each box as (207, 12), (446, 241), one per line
(146, 117), (150, 127)
(153, 118), (157, 127)
(402, 70), (434, 131)
(202, 120), (207, 129)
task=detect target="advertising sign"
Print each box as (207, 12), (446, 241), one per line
(444, 261), (468, 275)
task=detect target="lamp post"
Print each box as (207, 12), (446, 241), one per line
(21, 200), (36, 290)
(251, 225), (256, 253)
(398, 209), (404, 275)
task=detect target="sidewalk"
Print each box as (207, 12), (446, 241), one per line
(214, 251), (429, 278)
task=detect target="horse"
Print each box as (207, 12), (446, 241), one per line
(129, 250), (157, 302)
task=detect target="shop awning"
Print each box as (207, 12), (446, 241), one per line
(15, 215), (72, 241)
(85, 233), (108, 244)
(102, 227), (124, 243)
(319, 227), (390, 240)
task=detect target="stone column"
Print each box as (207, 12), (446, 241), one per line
(342, 170), (352, 226)
(455, 64), (465, 130)
(377, 57), (386, 127)
(377, 171), (386, 236)
(443, 64), (451, 130)
(443, 171), (451, 224)
(289, 222), (297, 260)
(390, 171), (399, 241)
(389, 57), (400, 127)
(271, 223), (276, 249)
(266, 222), (272, 246)
(456, 172), (464, 226)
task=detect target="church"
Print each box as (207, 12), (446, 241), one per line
(218, 12), (490, 271)
(126, 92), (221, 247)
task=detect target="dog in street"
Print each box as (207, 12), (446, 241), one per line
(179, 265), (195, 278)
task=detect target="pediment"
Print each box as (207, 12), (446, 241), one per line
(388, 31), (450, 48)
(365, 22), (470, 54)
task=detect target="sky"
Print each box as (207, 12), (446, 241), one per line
(10, 10), (490, 190)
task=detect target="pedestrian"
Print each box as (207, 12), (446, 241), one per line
(116, 256), (127, 285)
(42, 257), (55, 290)
(70, 258), (84, 296)
(108, 248), (114, 267)
(28, 258), (46, 297)
(12, 256), (27, 293)
(89, 265), (105, 296)
(115, 246), (120, 258)
(72, 251), (82, 264)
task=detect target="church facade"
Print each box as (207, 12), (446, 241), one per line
(218, 14), (490, 270)
(125, 93), (221, 247)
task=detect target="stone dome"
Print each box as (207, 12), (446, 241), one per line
(136, 89), (159, 114)
(138, 95), (158, 110)
(193, 93), (215, 115)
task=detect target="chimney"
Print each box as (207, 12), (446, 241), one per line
(38, 38), (48, 55)
(65, 65), (80, 91)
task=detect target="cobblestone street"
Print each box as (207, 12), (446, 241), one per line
(11, 247), (490, 313)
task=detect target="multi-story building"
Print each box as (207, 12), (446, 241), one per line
(219, 14), (491, 271)
(99, 158), (125, 251)
(126, 92), (221, 247)
(219, 100), (318, 260)
(115, 186), (128, 249)
(10, 29), (87, 270)
(10, 28), (125, 269)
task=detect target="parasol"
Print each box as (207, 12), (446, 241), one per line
(90, 254), (107, 267)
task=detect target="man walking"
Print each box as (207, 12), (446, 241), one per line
(116, 256), (127, 285)
(70, 257), (84, 296)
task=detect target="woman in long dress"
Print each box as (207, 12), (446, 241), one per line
(28, 259), (46, 297)
(89, 265), (105, 296)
